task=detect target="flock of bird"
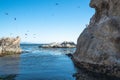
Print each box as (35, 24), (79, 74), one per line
(5, 12), (16, 20)
(5, 12), (36, 39)
(4, 3), (80, 39)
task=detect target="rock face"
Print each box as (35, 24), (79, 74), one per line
(39, 41), (76, 48)
(73, 0), (120, 78)
(0, 36), (22, 56)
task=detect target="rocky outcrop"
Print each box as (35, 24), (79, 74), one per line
(0, 36), (22, 56)
(39, 41), (76, 48)
(73, 0), (120, 78)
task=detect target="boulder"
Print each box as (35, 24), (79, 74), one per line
(73, 0), (120, 78)
(39, 41), (76, 48)
(0, 36), (22, 56)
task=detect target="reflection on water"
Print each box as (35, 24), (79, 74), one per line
(0, 44), (120, 80)
(0, 55), (20, 75)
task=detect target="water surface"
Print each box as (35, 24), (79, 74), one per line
(0, 44), (76, 80)
(0, 44), (120, 80)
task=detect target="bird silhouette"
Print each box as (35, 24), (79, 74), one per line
(14, 18), (16, 20)
(77, 6), (80, 8)
(5, 13), (8, 15)
(55, 3), (59, 5)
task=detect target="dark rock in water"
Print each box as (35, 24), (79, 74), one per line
(0, 36), (22, 56)
(22, 50), (31, 53)
(66, 53), (73, 58)
(39, 41), (76, 48)
(73, 0), (120, 78)
(0, 75), (17, 80)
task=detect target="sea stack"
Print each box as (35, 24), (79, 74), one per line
(39, 41), (76, 48)
(0, 36), (22, 56)
(73, 0), (120, 77)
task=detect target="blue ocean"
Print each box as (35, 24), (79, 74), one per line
(0, 44), (76, 80)
(0, 44), (120, 80)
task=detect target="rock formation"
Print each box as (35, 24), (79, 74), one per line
(0, 36), (22, 56)
(39, 41), (76, 48)
(73, 0), (120, 78)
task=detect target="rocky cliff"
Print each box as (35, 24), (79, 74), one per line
(73, 0), (120, 77)
(0, 36), (22, 56)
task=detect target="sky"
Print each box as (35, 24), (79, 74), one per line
(0, 0), (94, 43)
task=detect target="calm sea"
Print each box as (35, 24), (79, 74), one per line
(0, 44), (120, 80)
(0, 44), (76, 80)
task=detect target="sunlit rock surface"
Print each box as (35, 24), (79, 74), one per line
(39, 41), (76, 48)
(0, 36), (22, 56)
(73, 0), (120, 78)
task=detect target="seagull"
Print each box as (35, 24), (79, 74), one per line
(14, 18), (16, 20)
(77, 6), (80, 8)
(5, 13), (8, 15)
(55, 3), (59, 5)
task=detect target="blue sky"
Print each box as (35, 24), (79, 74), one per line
(0, 0), (94, 43)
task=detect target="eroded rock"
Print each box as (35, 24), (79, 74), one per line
(39, 41), (76, 48)
(0, 36), (22, 56)
(73, 0), (120, 78)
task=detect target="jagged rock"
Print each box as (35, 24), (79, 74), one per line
(0, 36), (22, 56)
(73, 0), (120, 78)
(39, 41), (76, 48)
(61, 41), (76, 48)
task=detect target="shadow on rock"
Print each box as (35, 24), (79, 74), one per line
(73, 68), (120, 80)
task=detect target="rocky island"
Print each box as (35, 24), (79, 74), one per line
(73, 0), (120, 78)
(0, 36), (22, 56)
(39, 41), (76, 48)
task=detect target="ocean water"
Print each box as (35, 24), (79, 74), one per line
(0, 44), (76, 80)
(0, 44), (120, 80)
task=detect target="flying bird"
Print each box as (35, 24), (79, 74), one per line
(5, 13), (8, 15)
(77, 6), (80, 8)
(55, 3), (59, 5)
(14, 18), (16, 20)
